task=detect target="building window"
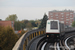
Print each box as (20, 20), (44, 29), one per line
(61, 18), (64, 20)
(66, 19), (69, 21)
(66, 14), (69, 16)
(50, 13), (53, 15)
(60, 21), (64, 23)
(70, 18), (73, 19)
(70, 23), (72, 24)
(55, 14), (58, 16)
(70, 13), (73, 14)
(61, 13), (64, 14)
(51, 16), (53, 17)
(70, 21), (72, 22)
(66, 17), (68, 18)
(56, 17), (58, 18)
(66, 22), (68, 23)
(11, 21), (14, 27)
(70, 15), (72, 17)
(62, 16), (64, 17)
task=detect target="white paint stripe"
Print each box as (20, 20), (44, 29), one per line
(65, 36), (74, 50)
(41, 42), (47, 50)
(57, 43), (60, 50)
(54, 42), (57, 50)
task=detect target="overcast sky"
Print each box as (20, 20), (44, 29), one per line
(0, 0), (75, 20)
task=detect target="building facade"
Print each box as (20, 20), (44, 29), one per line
(0, 21), (14, 29)
(48, 10), (74, 26)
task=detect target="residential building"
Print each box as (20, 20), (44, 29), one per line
(0, 21), (14, 29)
(48, 10), (74, 26)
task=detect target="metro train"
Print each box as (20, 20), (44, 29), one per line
(46, 20), (65, 42)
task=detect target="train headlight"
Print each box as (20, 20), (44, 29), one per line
(47, 35), (49, 37)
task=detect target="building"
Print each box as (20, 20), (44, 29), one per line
(0, 21), (14, 29)
(48, 10), (74, 26)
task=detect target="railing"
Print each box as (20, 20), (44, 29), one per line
(12, 29), (45, 50)
(65, 27), (75, 33)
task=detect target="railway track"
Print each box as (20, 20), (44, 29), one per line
(65, 35), (75, 50)
(28, 32), (75, 50)
(37, 35), (75, 50)
(61, 33), (75, 50)
(39, 42), (61, 50)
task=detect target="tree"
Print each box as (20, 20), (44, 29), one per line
(29, 20), (37, 27)
(0, 19), (2, 21)
(0, 26), (18, 50)
(26, 22), (32, 30)
(38, 13), (48, 29)
(5, 14), (17, 21)
(22, 20), (29, 24)
(14, 21), (21, 30)
(72, 21), (75, 27)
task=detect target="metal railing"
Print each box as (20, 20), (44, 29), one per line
(12, 29), (45, 50)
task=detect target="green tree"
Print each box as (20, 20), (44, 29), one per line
(29, 20), (37, 27)
(0, 19), (2, 21)
(72, 21), (75, 27)
(26, 22), (32, 30)
(0, 26), (18, 50)
(5, 14), (17, 21)
(22, 20), (29, 24)
(38, 14), (48, 29)
(14, 21), (21, 30)
(14, 21), (26, 31)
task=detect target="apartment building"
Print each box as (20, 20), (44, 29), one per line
(48, 10), (74, 26)
(0, 21), (14, 29)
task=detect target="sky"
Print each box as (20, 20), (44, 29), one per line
(0, 0), (75, 20)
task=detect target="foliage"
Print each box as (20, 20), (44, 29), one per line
(5, 14), (18, 21)
(0, 26), (18, 50)
(38, 14), (48, 29)
(19, 30), (28, 37)
(72, 21), (75, 27)
(29, 20), (37, 27)
(14, 21), (26, 30)
(26, 22), (32, 30)
(22, 20), (29, 24)
(5, 14), (42, 30)
(0, 19), (2, 21)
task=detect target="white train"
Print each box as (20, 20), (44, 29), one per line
(46, 20), (65, 42)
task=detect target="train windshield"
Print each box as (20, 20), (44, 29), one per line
(51, 21), (58, 29)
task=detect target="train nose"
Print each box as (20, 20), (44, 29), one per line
(51, 34), (54, 37)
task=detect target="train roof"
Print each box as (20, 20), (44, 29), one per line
(47, 20), (59, 21)
(47, 20), (64, 23)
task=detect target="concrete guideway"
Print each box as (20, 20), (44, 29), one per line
(27, 35), (46, 50)
(12, 28), (75, 50)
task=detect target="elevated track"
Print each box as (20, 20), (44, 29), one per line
(12, 28), (75, 50)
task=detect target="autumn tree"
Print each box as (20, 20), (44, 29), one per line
(5, 14), (18, 21)
(0, 26), (18, 50)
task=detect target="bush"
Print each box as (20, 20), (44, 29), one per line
(0, 26), (18, 50)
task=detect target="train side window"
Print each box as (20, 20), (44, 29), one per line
(51, 21), (58, 29)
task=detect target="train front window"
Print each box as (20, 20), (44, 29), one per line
(51, 21), (58, 29)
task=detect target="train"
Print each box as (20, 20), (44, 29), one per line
(46, 20), (65, 42)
